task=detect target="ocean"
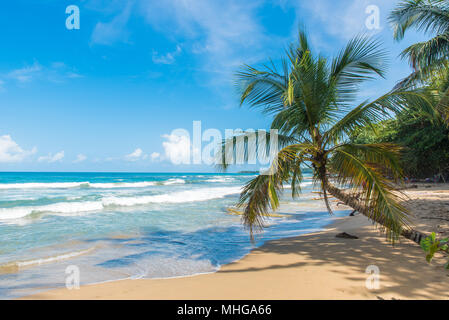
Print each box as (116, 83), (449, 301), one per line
(0, 172), (349, 298)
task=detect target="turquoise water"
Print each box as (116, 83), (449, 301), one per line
(0, 172), (348, 299)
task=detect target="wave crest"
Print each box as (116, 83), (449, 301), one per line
(0, 180), (184, 190)
(0, 186), (242, 220)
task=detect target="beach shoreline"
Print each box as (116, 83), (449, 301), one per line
(22, 184), (449, 300)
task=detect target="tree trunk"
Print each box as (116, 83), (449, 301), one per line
(323, 182), (428, 245)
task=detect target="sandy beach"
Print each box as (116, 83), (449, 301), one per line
(23, 184), (449, 300)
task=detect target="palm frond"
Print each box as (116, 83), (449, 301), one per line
(390, 0), (449, 41)
(328, 143), (404, 180)
(324, 88), (435, 145)
(331, 36), (388, 103)
(329, 146), (410, 240)
(400, 34), (449, 71)
(236, 63), (288, 114)
(215, 131), (298, 171)
(238, 144), (312, 239)
(390, 0), (449, 83)
(394, 57), (449, 88)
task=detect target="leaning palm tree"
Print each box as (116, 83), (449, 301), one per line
(389, 0), (449, 86)
(219, 29), (435, 244)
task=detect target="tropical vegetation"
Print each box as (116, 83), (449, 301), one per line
(420, 232), (449, 269)
(351, 97), (449, 180)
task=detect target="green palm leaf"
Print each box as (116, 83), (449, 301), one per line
(390, 0), (449, 85)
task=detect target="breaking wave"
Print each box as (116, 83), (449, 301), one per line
(0, 186), (242, 220)
(0, 180), (188, 190)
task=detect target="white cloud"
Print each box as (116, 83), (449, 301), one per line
(48, 62), (83, 81)
(294, 0), (387, 41)
(0, 135), (36, 163)
(152, 45), (182, 65)
(86, 0), (284, 87)
(51, 62), (66, 69)
(66, 72), (83, 79)
(8, 62), (42, 83)
(3, 61), (82, 87)
(125, 148), (147, 161)
(91, 1), (133, 45)
(150, 152), (162, 162)
(73, 154), (87, 163)
(162, 133), (191, 165)
(137, 0), (275, 76)
(38, 151), (65, 163)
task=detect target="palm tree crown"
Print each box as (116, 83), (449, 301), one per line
(389, 0), (449, 85)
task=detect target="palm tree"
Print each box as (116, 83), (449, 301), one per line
(429, 67), (449, 121)
(389, 0), (449, 86)
(219, 29), (434, 244)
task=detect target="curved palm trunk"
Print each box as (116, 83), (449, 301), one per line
(323, 181), (428, 245)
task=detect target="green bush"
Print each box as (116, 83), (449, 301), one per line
(420, 232), (449, 270)
(351, 111), (449, 179)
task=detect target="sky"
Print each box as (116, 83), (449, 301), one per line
(0, 0), (427, 172)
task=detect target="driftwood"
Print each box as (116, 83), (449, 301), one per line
(336, 232), (359, 239)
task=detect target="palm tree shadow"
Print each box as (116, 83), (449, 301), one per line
(219, 211), (449, 300)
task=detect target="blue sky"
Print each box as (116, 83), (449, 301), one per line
(0, 0), (426, 172)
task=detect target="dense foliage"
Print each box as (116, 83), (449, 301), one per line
(351, 110), (449, 179)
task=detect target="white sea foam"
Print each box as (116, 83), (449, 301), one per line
(207, 177), (235, 183)
(0, 201), (104, 220)
(0, 182), (90, 189)
(102, 186), (241, 206)
(18, 247), (96, 267)
(89, 182), (157, 188)
(283, 181), (314, 189)
(0, 186), (242, 220)
(0, 181), (159, 190)
(162, 179), (186, 185)
(0, 247), (96, 272)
